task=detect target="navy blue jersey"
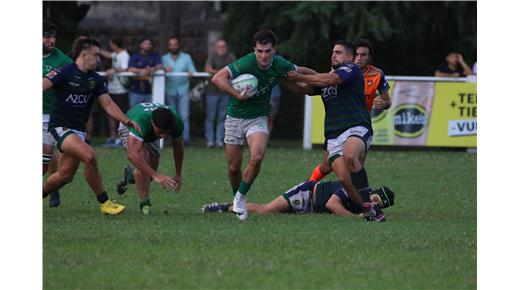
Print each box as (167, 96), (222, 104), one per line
(128, 52), (161, 94)
(317, 63), (372, 139)
(314, 181), (364, 214)
(45, 63), (107, 131)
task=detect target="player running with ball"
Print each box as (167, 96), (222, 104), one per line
(211, 29), (317, 220)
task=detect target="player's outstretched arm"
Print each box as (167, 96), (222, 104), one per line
(171, 136), (184, 192)
(99, 94), (141, 132)
(127, 136), (176, 190)
(296, 66), (319, 75)
(288, 71), (342, 87)
(325, 195), (356, 217)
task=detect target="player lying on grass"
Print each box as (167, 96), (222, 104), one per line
(201, 180), (394, 221)
(115, 102), (185, 215)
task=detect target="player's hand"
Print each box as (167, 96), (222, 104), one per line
(235, 88), (250, 101)
(287, 70), (299, 81)
(154, 174), (177, 190)
(372, 96), (388, 110)
(125, 119), (142, 132)
(106, 68), (116, 78)
(363, 203), (386, 222)
(172, 175), (182, 192)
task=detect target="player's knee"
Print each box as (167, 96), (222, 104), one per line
(83, 151), (97, 167)
(61, 172), (75, 184)
(343, 153), (361, 170)
(228, 165), (240, 176)
(320, 162), (332, 174)
(248, 154), (264, 168)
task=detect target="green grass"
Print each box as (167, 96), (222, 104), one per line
(43, 141), (476, 289)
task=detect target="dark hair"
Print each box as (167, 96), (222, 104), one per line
(252, 29), (277, 47)
(333, 40), (355, 56)
(152, 108), (175, 133)
(73, 38), (100, 60)
(110, 37), (124, 48)
(354, 38), (374, 57)
(43, 19), (57, 36)
(140, 36), (152, 45)
(168, 35), (180, 42)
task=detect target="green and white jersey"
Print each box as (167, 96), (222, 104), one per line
(226, 53), (296, 119)
(126, 102), (184, 143)
(42, 48), (73, 114)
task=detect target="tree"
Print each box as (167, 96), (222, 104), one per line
(223, 1), (477, 75)
(43, 1), (91, 54)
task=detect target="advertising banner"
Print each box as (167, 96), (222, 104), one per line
(310, 80), (476, 147)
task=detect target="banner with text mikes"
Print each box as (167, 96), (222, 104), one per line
(310, 81), (477, 147)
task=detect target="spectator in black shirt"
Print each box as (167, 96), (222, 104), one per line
(434, 51), (472, 77)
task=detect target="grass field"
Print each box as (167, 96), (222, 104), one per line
(43, 140), (476, 289)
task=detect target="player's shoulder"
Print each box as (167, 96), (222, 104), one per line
(336, 62), (361, 74)
(54, 48), (72, 60)
(56, 62), (76, 74)
(236, 52), (255, 62)
(365, 64), (385, 76)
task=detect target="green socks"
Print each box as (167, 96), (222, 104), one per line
(237, 180), (252, 196)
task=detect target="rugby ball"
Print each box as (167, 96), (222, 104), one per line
(231, 74), (258, 97)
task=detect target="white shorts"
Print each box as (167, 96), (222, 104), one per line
(42, 114), (54, 145)
(224, 116), (269, 145)
(327, 126), (373, 163)
(118, 123), (161, 158)
(48, 127), (87, 152)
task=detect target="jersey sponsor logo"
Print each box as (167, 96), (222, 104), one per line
(45, 70), (58, 79)
(393, 104), (429, 138)
(321, 86), (338, 100)
(65, 93), (91, 104)
(88, 79), (96, 90)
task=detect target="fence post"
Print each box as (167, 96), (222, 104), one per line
(152, 70), (166, 148)
(303, 95), (313, 150)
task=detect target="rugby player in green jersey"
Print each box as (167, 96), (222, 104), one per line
(42, 38), (141, 215)
(288, 41), (377, 216)
(116, 103), (185, 215)
(42, 20), (73, 207)
(211, 29), (317, 220)
(201, 180), (394, 221)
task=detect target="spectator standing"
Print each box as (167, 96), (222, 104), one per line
(161, 36), (197, 145)
(434, 51), (472, 77)
(101, 37), (130, 147)
(204, 38), (236, 148)
(128, 37), (162, 107)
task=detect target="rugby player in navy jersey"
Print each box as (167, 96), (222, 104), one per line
(201, 180), (394, 222)
(288, 41), (376, 216)
(42, 38), (141, 215)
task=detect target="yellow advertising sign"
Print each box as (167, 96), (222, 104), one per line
(427, 82), (477, 146)
(310, 80), (477, 147)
